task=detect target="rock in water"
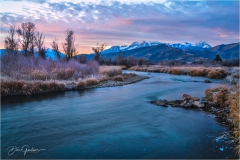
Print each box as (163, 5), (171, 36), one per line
(182, 94), (199, 101)
(204, 80), (211, 83)
(182, 94), (192, 100)
(192, 101), (205, 108)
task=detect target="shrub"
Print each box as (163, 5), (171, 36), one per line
(112, 76), (124, 81)
(1, 54), (99, 81)
(205, 85), (230, 106)
(99, 66), (122, 77)
(77, 80), (86, 88)
(85, 78), (99, 86)
(99, 77), (110, 82)
(207, 68), (227, 79)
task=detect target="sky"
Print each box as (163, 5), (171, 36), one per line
(0, 0), (239, 54)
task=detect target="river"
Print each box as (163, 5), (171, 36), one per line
(1, 71), (237, 159)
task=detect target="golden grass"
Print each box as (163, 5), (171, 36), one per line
(99, 66), (122, 77)
(189, 68), (207, 76)
(85, 78), (99, 86)
(112, 75), (124, 82)
(1, 80), (65, 96)
(130, 65), (228, 79)
(205, 84), (239, 154)
(167, 68), (182, 75)
(228, 86), (239, 140)
(77, 80), (86, 88)
(98, 77), (110, 82)
(205, 85), (230, 106)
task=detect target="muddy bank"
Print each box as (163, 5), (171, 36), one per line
(1, 74), (149, 96)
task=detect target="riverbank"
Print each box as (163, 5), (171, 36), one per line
(1, 73), (149, 96)
(129, 65), (239, 84)
(151, 85), (239, 156)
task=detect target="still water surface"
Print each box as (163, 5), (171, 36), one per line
(1, 71), (237, 159)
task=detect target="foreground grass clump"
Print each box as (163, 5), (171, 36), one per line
(205, 85), (239, 154)
(112, 75), (124, 81)
(85, 78), (99, 86)
(130, 65), (228, 79)
(205, 85), (230, 106)
(1, 80), (65, 96)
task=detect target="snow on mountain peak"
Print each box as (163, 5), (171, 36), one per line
(101, 41), (211, 54)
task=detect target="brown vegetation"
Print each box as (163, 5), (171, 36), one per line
(1, 80), (65, 96)
(130, 65), (228, 79)
(85, 78), (99, 86)
(112, 75), (124, 81)
(205, 85), (239, 154)
(99, 66), (122, 77)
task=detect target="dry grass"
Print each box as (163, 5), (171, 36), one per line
(98, 77), (110, 82)
(85, 78), (99, 86)
(207, 68), (227, 79)
(130, 65), (228, 79)
(167, 68), (183, 75)
(205, 84), (239, 154)
(77, 80), (86, 88)
(112, 75), (124, 81)
(99, 66), (122, 77)
(205, 85), (230, 106)
(1, 80), (65, 96)
(189, 68), (207, 76)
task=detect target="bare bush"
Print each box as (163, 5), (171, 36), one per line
(1, 54), (99, 80)
(4, 25), (19, 54)
(51, 38), (61, 60)
(92, 43), (107, 62)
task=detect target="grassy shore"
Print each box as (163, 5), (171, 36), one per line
(130, 65), (239, 79)
(1, 54), (149, 96)
(205, 85), (239, 155)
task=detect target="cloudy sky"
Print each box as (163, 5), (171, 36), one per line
(0, 0), (239, 53)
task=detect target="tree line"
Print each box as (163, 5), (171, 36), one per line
(4, 22), (107, 62)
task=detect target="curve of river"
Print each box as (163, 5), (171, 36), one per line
(1, 71), (237, 159)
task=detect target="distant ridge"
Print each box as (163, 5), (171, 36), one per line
(99, 42), (239, 62)
(102, 41), (212, 54)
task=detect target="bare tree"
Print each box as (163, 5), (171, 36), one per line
(62, 29), (77, 60)
(92, 43), (107, 62)
(34, 31), (46, 59)
(4, 25), (19, 54)
(51, 38), (61, 60)
(17, 22), (36, 56)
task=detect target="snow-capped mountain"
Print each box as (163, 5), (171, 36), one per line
(102, 41), (212, 54)
(44, 48), (66, 60)
(102, 41), (162, 54)
(168, 41), (212, 50)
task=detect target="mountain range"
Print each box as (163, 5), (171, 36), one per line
(1, 41), (239, 62)
(101, 41), (212, 54)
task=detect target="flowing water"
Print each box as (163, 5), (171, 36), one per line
(1, 71), (237, 159)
